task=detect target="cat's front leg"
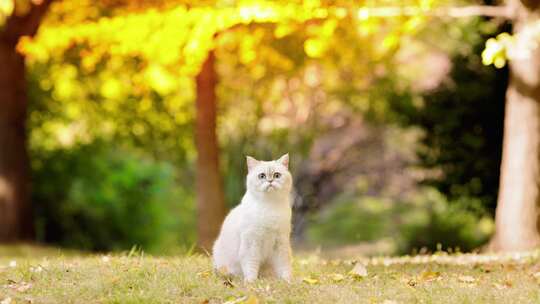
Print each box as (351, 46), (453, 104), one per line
(270, 234), (292, 282)
(239, 233), (262, 283)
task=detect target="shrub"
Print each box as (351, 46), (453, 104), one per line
(32, 142), (195, 252)
(398, 192), (493, 254)
(305, 196), (395, 246)
(305, 188), (493, 254)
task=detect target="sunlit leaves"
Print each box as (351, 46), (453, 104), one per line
(381, 34), (400, 52)
(402, 16), (425, 34)
(239, 30), (262, 65)
(482, 21), (540, 68)
(304, 38), (325, 58)
(0, 0), (13, 23)
(100, 78), (125, 100)
(303, 18), (337, 58)
(482, 33), (513, 68)
(21, 2), (331, 73)
(144, 64), (177, 95)
(274, 23), (295, 39)
(20, 1), (434, 76)
(22, 0), (439, 158)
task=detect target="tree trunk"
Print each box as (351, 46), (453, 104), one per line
(195, 51), (227, 251)
(489, 0), (540, 252)
(0, 41), (33, 241)
(0, 0), (53, 242)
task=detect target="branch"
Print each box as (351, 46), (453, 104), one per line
(356, 5), (514, 19)
(1, 0), (56, 46)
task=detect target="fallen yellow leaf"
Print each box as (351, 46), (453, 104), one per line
(223, 296), (247, 304)
(197, 270), (212, 278)
(222, 295), (259, 304)
(302, 277), (319, 285)
(419, 270), (441, 282)
(330, 273), (345, 282)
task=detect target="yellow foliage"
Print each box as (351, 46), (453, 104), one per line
(381, 34), (400, 52)
(274, 23), (295, 38)
(357, 18), (380, 37)
(100, 78), (125, 100)
(403, 16), (424, 34)
(481, 33), (513, 69)
(302, 276), (319, 284)
(304, 38), (326, 58)
(21, 0), (433, 152)
(20, 2), (332, 79)
(144, 64), (177, 95)
(0, 0), (13, 22)
(17, 1), (434, 92)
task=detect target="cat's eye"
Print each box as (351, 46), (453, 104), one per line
(258, 173), (266, 179)
(273, 172), (281, 179)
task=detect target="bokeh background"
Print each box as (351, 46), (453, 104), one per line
(1, 0), (539, 256)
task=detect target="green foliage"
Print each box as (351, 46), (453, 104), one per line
(32, 142), (195, 252)
(399, 194), (493, 254)
(306, 197), (396, 245)
(306, 188), (493, 254)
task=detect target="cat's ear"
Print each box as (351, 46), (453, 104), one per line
(246, 156), (259, 172)
(277, 153), (289, 169)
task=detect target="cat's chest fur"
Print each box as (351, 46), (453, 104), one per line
(242, 199), (291, 234)
(240, 200), (291, 261)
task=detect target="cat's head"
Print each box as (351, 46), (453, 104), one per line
(245, 154), (292, 195)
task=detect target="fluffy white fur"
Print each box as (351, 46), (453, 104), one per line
(213, 154), (293, 283)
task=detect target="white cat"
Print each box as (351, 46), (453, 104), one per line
(212, 154), (293, 283)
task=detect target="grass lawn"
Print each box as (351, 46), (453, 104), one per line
(1, 245), (540, 303)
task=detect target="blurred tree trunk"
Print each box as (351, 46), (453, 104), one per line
(195, 51), (226, 251)
(489, 0), (540, 252)
(0, 40), (33, 241)
(0, 1), (53, 242)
